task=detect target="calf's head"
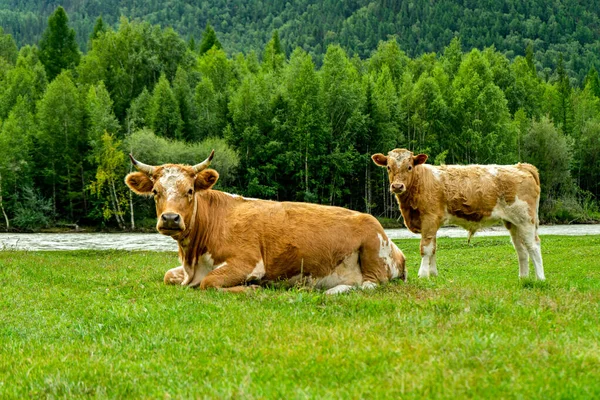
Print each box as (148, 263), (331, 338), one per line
(125, 150), (218, 237)
(371, 149), (428, 195)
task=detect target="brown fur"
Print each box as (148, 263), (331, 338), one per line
(125, 162), (406, 292)
(372, 148), (545, 280)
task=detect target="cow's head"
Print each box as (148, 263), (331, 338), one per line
(371, 149), (428, 196)
(125, 150), (218, 237)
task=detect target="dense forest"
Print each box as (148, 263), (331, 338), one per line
(1, 0), (600, 83)
(0, 6), (599, 231)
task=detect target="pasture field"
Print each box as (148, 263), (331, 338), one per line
(0, 235), (599, 398)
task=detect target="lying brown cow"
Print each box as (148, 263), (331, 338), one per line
(125, 151), (406, 293)
(372, 148), (545, 280)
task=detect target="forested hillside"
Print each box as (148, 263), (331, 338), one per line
(1, 0), (599, 82)
(0, 7), (599, 231)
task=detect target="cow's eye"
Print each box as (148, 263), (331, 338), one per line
(408, 165), (412, 171)
(152, 189), (158, 195)
(188, 189), (193, 196)
(387, 166), (391, 171)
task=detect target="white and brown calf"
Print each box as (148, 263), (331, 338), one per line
(372, 148), (545, 280)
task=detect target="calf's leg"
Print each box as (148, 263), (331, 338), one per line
(505, 222), (530, 278)
(517, 224), (545, 280)
(418, 236), (438, 278)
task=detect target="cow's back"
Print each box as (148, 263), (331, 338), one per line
(225, 199), (389, 281)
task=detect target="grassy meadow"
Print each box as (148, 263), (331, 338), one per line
(0, 235), (599, 398)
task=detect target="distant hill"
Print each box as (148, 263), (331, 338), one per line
(0, 0), (599, 83)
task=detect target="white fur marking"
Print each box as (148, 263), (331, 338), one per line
(247, 260), (266, 281)
(325, 284), (353, 295)
(377, 233), (399, 279)
(418, 242), (435, 278)
(183, 252), (226, 287)
(224, 192), (259, 201)
(159, 167), (187, 201)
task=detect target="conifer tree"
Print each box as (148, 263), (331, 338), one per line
(199, 23), (222, 55)
(39, 6), (80, 81)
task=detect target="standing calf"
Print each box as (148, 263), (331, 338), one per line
(372, 149), (545, 280)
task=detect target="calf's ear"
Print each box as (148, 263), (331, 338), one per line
(125, 172), (153, 195)
(371, 153), (388, 167)
(195, 169), (220, 191)
(414, 154), (428, 166)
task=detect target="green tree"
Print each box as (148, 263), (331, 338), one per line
(555, 54), (574, 136)
(0, 27), (18, 65)
(523, 117), (573, 202)
(34, 71), (85, 221)
(584, 67), (600, 98)
(148, 73), (183, 139)
(38, 6), (81, 81)
(86, 81), (120, 144)
(0, 96), (35, 230)
(89, 132), (127, 229)
(173, 67), (198, 141)
(0, 46), (47, 119)
(262, 30), (285, 72)
(198, 23), (222, 55)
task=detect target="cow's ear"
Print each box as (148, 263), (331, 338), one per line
(125, 172), (153, 195)
(195, 169), (219, 191)
(413, 154), (428, 166)
(371, 153), (388, 167)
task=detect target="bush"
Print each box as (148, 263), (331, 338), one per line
(12, 187), (54, 231)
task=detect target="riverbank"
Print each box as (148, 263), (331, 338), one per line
(1, 224), (599, 251)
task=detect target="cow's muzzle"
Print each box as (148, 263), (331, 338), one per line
(390, 183), (406, 194)
(157, 212), (185, 235)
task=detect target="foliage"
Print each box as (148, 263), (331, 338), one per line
(11, 186), (53, 230)
(2, 1), (600, 84)
(38, 6), (80, 81)
(1, 236), (599, 396)
(0, 10), (599, 228)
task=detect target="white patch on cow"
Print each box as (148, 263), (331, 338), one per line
(159, 167), (187, 201)
(247, 259), (266, 281)
(486, 165), (499, 176)
(361, 281), (377, 290)
(314, 251), (362, 290)
(325, 284), (354, 295)
(425, 165), (442, 181)
(418, 242), (435, 278)
(377, 233), (399, 279)
(224, 192), (259, 201)
(183, 252), (226, 287)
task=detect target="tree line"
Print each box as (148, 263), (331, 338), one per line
(1, 0), (600, 83)
(0, 7), (599, 231)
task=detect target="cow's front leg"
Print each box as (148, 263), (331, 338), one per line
(199, 259), (259, 292)
(164, 266), (186, 285)
(418, 221), (439, 278)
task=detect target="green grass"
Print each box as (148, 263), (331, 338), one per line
(1, 236), (599, 398)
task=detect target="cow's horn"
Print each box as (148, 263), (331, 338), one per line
(192, 150), (215, 173)
(129, 154), (155, 175)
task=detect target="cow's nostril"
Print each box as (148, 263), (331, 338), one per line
(161, 213), (180, 223)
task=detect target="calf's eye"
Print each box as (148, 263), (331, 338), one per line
(152, 189), (158, 195)
(188, 189), (193, 195)
(408, 166), (412, 171)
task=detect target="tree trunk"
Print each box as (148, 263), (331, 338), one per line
(110, 178), (125, 230)
(0, 173), (9, 231)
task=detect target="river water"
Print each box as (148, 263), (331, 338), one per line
(1, 225), (599, 252)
